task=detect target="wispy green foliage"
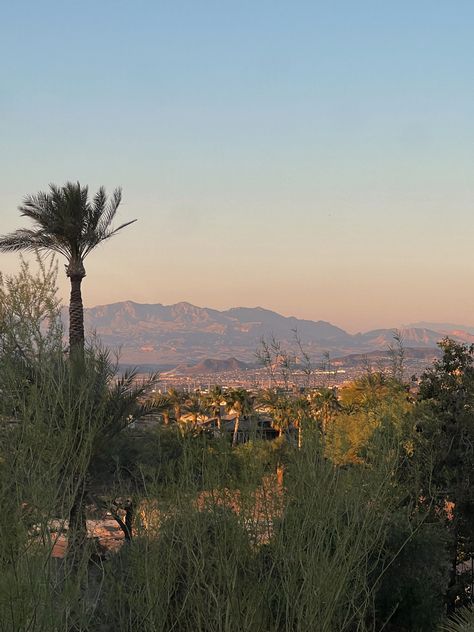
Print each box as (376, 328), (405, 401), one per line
(0, 254), (62, 358)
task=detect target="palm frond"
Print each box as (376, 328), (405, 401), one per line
(88, 187), (107, 234)
(97, 187), (122, 235)
(104, 369), (158, 435)
(440, 608), (474, 631)
(1, 181), (135, 266)
(0, 229), (65, 256)
(82, 219), (137, 258)
(19, 192), (59, 232)
(108, 219), (137, 235)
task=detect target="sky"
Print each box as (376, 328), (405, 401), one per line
(1, 1), (474, 333)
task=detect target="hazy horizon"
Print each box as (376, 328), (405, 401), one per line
(2, 2), (474, 332)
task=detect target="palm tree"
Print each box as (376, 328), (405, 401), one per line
(203, 385), (225, 430)
(225, 388), (255, 447)
(0, 182), (136, 353)
(0, 183), (135, 562)
(183, 391), (206, 427)
(310, 387), (341, 435)
(258, 388), (292, 438)
(151, 393), (172, 425)
(288, 395), (311, 448)
(166, 387), (186, 423)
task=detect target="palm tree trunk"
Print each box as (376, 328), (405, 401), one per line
(232, 415), (240, 447)
(67, 270), (87, 561)
(69, 274), (85, 352)
(67, 478), (88, 564)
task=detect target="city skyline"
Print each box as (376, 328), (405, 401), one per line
(2, 2), (474, 331)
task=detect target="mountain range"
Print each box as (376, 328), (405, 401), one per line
(70, 300), (474, 367)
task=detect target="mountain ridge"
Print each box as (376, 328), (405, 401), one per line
(67, 301), (473, 365)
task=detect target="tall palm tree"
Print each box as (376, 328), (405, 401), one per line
(225, 387), (255, 447)
(0, 182), (135, 562)
(0, 182), (136, 353)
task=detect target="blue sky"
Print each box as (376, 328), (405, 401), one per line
(1, 1), (474, 331)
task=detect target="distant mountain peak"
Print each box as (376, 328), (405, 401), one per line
(163, 356), (252, 376)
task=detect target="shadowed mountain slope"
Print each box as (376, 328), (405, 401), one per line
(64, 301), (473, 364)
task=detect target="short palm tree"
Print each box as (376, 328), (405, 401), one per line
(0, 182), (136, 353)
(204, 385), (225, 430)
(290, 395), (311, 448)
(151, 393), (172, 425)
(167, 387), (186, 423)
(310, 387), (341, 434)
(183, 391), (206, 427)
(225, 387), (255, 447)
(258, 388), (292, 438)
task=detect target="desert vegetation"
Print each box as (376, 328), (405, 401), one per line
(2, 186), (474, 631)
